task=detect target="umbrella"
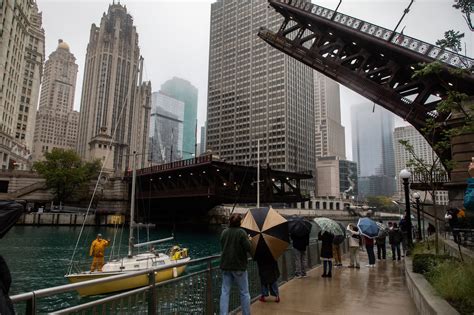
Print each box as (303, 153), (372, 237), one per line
(287, 216), (312, 237)
(0, 201), (24, 238)
(313, 218), (345, 236)
(241, 207), (289, 261)
(333, 222), (347, 245)
(357, 217), (379, 238)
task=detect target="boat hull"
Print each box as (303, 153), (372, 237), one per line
(66, 261), (189, 296)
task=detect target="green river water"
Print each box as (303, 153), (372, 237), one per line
(0, 225), (221, 313)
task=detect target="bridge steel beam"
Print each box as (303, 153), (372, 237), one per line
(259, 0), (474, 167)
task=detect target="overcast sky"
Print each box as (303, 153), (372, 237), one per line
(37, 0), (473, 160)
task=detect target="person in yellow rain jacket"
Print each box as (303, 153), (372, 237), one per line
(90, 234), (110, 272)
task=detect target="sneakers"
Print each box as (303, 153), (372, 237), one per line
(301, 274), (308, 278)
(259, 296), (266, 303)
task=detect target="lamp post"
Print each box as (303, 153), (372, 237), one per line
(413, 192), (422, 241)
(399, 169), (413, 248)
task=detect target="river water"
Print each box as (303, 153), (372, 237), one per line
(1, 225), (221, 313)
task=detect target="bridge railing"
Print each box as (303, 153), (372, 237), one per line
(125, 154), (214, 177)
(11, 240), (346, 314)
(274, 0), (474, 70)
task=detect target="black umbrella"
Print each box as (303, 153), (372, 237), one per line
(287, 216), (312, 238)
(0, 201), (24, 238)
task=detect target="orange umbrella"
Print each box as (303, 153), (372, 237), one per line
(241, 207), (289, 261)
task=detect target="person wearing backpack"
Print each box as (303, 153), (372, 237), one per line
(375, 221), (387, 260)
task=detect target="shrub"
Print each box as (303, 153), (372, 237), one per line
(412, 254), (455, 274)
(427, 261), (474, 314)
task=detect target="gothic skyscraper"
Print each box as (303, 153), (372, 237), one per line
(76, 3), (151, 172)
(33, 40), (79, 161)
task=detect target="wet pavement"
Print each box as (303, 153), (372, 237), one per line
(249, 253), (418, 315)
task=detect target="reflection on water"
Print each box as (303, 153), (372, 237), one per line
(1, 225), (220, 313)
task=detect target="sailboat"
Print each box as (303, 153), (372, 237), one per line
(65, 152), (191, 296)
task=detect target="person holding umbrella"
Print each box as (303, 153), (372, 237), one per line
(318, 231), (335, 277)
(357, 218), (379, 268)
(289, 216), (311, 278)
(219, 213), (252, 315)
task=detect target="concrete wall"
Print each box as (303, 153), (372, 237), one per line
(17, 213), (96, 225)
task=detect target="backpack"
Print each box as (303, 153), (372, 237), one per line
(464, 178), (474, 212)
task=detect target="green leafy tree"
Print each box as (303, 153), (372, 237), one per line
(33, 149), (101, 204)
(366, 196), (398, 212)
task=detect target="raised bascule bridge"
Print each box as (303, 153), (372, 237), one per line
(259, 0), (474, 182)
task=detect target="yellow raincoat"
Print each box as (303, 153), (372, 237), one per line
(90, 238), (109, 272)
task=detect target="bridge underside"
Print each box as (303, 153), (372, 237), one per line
(128, 157), (312, 221)
(259, 0), (474, 166)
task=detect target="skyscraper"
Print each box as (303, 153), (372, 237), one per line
(149, 91), (185, 164)
(352, 103), (396, 197)
(0, 0), (45, 169)
(393, 125), (448, 205)
(200, 123), (207, 156)
(207, 0), (315, 191)
(76, 3), (151, 172)
(160, 77), (198, 159)
(314, 72), (345, 159)
(32, 40), (79, 161)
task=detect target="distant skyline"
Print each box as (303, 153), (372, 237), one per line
(38, 0), (473, 160)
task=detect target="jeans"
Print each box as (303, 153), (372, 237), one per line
(293, 248), (307, 276)
(220, 270), (250, 315)
(262, 281), (279, 297)
(377, 243), (386, 259)
(349, 247), (360, 267)
(391, 244), (401, 260)
(366, 245), (375, 265)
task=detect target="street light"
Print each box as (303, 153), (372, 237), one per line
(399, 169), (413, 248)
(413, 192), (422, 241)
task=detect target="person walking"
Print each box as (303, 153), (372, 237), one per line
(388, 223), (403, 261)
(364, 236), (376, 267)
(399, 213), (409, 256)
(219, 213), (251, 315)
(346, 224), (361, 268)
(376, 221), (387, 260)
(319, 231), (334, 277)
(89, 233), (110, 272)
(444, 208), (460, 243)
(290, 232), (309, 278)
(256, 257), (280, 303)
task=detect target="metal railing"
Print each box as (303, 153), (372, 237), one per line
(12, 241), (347, 314)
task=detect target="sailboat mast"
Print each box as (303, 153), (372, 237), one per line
(257, 139), (260, 208)
(129, 151), (137, 257)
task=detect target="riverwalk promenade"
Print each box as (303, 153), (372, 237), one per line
(249, 255), (417, 315)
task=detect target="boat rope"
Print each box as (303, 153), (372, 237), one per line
(117, 220), (125, 260)
(67, 91), (130, 275)
(109, 221), (119, 261)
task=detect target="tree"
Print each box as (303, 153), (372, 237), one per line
(366, 196), (399, 212)
(453, 0), (474, 31)
(33, 149), (101, 204)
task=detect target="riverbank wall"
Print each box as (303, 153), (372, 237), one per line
(17, 212), (125, 226)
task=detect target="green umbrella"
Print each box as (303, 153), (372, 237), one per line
(313, 218), (345, 236)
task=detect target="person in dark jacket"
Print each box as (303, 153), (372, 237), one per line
(256, 258), (280, 303)
(375, 221), (387, 260)
(364, 236), (376, 267)
(219, 213), (251, 315)
(290, 232), (309, 278)
(318, 231), (334, 278)
(0, 255), (14, 315)
(389, 223), (403, 261)
(445, 208), (460, 243)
